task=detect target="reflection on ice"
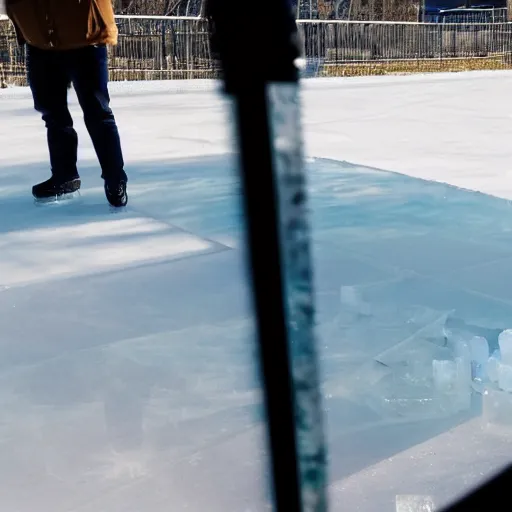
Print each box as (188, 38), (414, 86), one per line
(0, 318), (260, 481)
(483, 386), (512, 428)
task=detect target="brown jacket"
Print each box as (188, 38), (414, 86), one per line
(6, 0), (118, 50)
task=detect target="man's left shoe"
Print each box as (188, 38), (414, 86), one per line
(105, 180), (128, 207)
(33, 176), (81, 202)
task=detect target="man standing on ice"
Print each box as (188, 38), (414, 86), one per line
(5, 0), (128, 207)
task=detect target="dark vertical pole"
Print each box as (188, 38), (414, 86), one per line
(235, 84), (302, 512)
(161, 22), (166, 73)
(206, 0), (302, 509)
(207, 0), (327, 511)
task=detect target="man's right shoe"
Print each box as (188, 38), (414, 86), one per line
(104, 180), (128, 208)
(32, 176), (81, 201)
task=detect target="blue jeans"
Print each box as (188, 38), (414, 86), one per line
(27, 44), (127, 184)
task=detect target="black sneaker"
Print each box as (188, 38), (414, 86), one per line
(105, 180), (128, 207)
(32, 176), (81, 201)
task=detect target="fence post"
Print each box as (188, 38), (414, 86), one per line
(161, 22), (166, 73)
(438, 22), (443, 62)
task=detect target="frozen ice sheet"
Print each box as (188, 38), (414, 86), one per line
(0, 248), (269, 511)
(2, 75), (512, 510)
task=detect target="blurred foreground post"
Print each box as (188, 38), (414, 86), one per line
(207, 0), (328, 510)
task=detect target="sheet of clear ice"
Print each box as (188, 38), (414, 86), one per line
(2, 76), (512, 511)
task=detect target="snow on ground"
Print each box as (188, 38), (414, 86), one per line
(2, 72), (512, 511)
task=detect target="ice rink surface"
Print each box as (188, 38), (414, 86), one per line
(2, 72), (512, 511)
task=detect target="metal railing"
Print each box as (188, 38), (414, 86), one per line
(0, 17), (25, 87)
(110, 16), (215, 81)
(2, 16), (512, 86)
(301, 19), (512, 59)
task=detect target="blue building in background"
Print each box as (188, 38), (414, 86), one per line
(422, 0), (507, 22)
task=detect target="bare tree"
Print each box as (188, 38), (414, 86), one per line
(346, 0), (418, 21)
(113, 0), (203, 15)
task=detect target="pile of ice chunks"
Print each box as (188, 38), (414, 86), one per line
(442, 329), (512, 393)
(371, 354), (471, 421)
(367, 321), (497, 420)
(335, 284), (512, 423)
(434, 326), (512, 428)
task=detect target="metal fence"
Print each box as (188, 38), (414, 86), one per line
(0, 15), (24, 86)
(302, 20), (512, 57)
(110, 16), (215, 81)
(3, 16), (512, 86)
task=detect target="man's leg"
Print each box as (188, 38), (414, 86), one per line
(68, 45), (127, 186)
(26, 45), (79, 183)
